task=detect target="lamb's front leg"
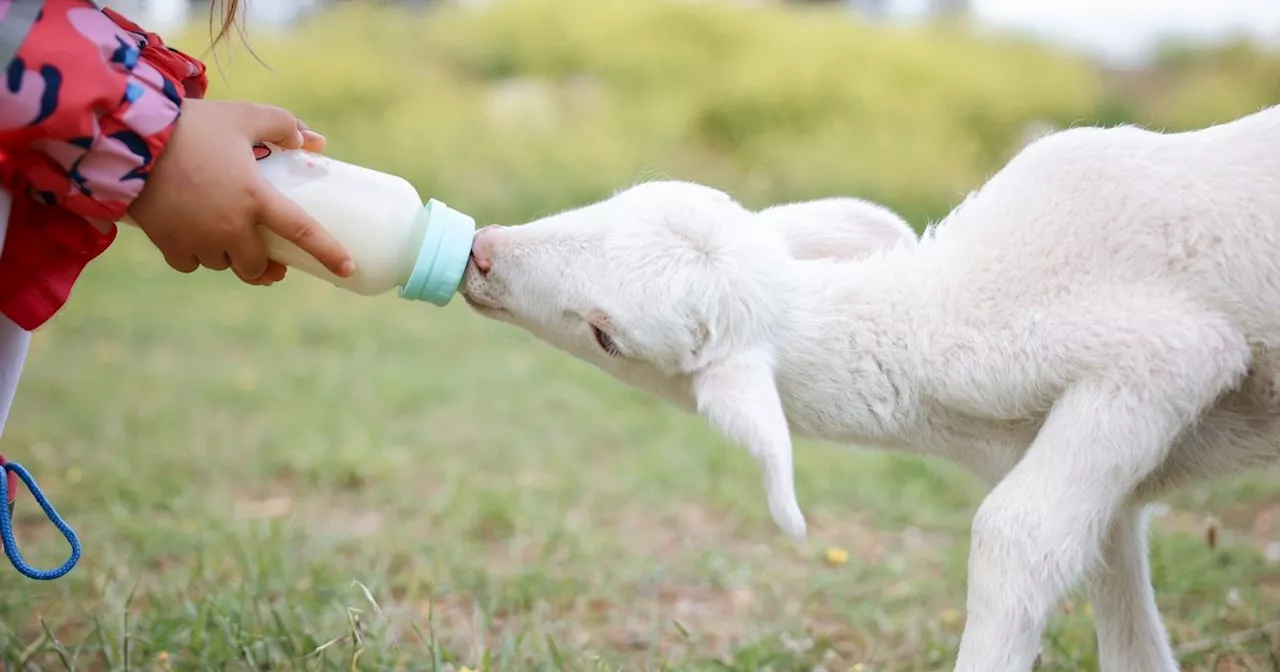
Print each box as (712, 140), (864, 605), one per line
(953, 360), (1244, 672)
(1087, 504), (1178, 672)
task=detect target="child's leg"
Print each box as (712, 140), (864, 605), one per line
(0, 314), (28, 436)
(0, 187), (25, 436)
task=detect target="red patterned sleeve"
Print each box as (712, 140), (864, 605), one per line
(0, 0), (207, 222)
(0, 1), (209, 331)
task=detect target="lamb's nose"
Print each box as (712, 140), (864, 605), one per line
(470, 225), (501, 274)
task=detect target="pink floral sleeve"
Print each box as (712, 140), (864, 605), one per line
(0, 0), (209, 330)
(0, 0), (207, 222)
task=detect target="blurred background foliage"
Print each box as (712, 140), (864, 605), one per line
(186, 0), (1280, 229)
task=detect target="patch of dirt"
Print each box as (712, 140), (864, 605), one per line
(233, 492), (384, 540)
(1222, 494), (1280, 552)
(216, 483), (968, 667)
(359, 500), (960, 667)
(1154, 499), (1280, 560)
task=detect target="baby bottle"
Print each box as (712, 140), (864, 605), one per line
(252, 145), (475, 306)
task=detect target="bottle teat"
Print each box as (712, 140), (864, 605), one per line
(399, 199), (476, 306)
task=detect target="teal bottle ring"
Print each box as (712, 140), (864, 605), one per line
(399, 199), (476, 306)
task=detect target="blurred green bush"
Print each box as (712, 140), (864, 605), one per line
(1138, 37), (1280, 131)
(180, 0), (1277, 229)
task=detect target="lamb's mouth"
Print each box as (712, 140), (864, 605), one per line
(460, 289), (508, 317)
(459, 261), (509, 316)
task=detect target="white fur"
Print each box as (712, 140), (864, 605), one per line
(460, 104), (1280, 671)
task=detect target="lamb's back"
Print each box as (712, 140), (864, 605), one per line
(921, 104), (1280, 344)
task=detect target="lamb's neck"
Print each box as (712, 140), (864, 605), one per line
(773, 250), (929, 448)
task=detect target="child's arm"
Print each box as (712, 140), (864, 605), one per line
(0, 2), (350, 330)
(0, 1), (205, 329)
(0, 1), (206, 225)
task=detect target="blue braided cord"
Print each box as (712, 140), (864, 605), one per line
(0, 462), (81, 580)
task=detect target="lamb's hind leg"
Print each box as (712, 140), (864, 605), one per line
(952, 309), (1250, 672)
(1088, 504), (1178, 672)
(1089, 404), (1280, 672)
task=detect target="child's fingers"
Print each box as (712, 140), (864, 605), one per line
(239, 266), (284, 286)
(265, 260), (288, 280)
(300, 130), (326, 153)
(297, 119), (327, 152)
(196, 250), (232, 272)
(256, 180), (354, 277)
(244, 102), (306, 150)
(163, 250), (200, 274)
(227, 229), (271, 281)
(251, 260), (288, 284)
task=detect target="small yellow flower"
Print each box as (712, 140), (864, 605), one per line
(852, 664), (866, 672)
(940, 608), (961, 625)
(823, 547), (849, 567)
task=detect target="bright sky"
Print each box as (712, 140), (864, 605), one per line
(968, 0), (1280, 64)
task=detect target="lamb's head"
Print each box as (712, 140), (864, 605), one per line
(459, 180), (914, 540)
(462, 181), (794, 393)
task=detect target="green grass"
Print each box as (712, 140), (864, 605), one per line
(0, 230), (1278, 670)
(0, 0), (1279, 668)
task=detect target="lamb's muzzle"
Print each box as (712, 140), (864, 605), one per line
(469, 224), (500, 275)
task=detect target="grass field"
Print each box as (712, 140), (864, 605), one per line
(1, 1), (1280, 669)
(0, 228), (1278, 670)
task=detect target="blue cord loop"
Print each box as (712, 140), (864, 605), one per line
(0, 461), (81, 580)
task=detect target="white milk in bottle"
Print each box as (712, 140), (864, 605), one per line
(120, 144), (476, 306)
(252, 144), (475, 305)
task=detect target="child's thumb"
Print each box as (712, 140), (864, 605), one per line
(244, 102), (305, 150)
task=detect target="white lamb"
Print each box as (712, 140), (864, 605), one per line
(459, 104), (1280, 671)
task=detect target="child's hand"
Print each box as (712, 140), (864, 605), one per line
(127, 99), (354, 285)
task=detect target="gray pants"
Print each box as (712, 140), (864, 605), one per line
(0, 188), (30, 438)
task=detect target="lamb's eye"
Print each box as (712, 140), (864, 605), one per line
(591, 325), (621, 357)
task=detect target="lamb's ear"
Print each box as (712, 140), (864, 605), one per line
(692, 348), (806, 540)
(757, 198), (916, 261)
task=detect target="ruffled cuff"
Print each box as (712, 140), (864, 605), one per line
(0, 2), (208, 222)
